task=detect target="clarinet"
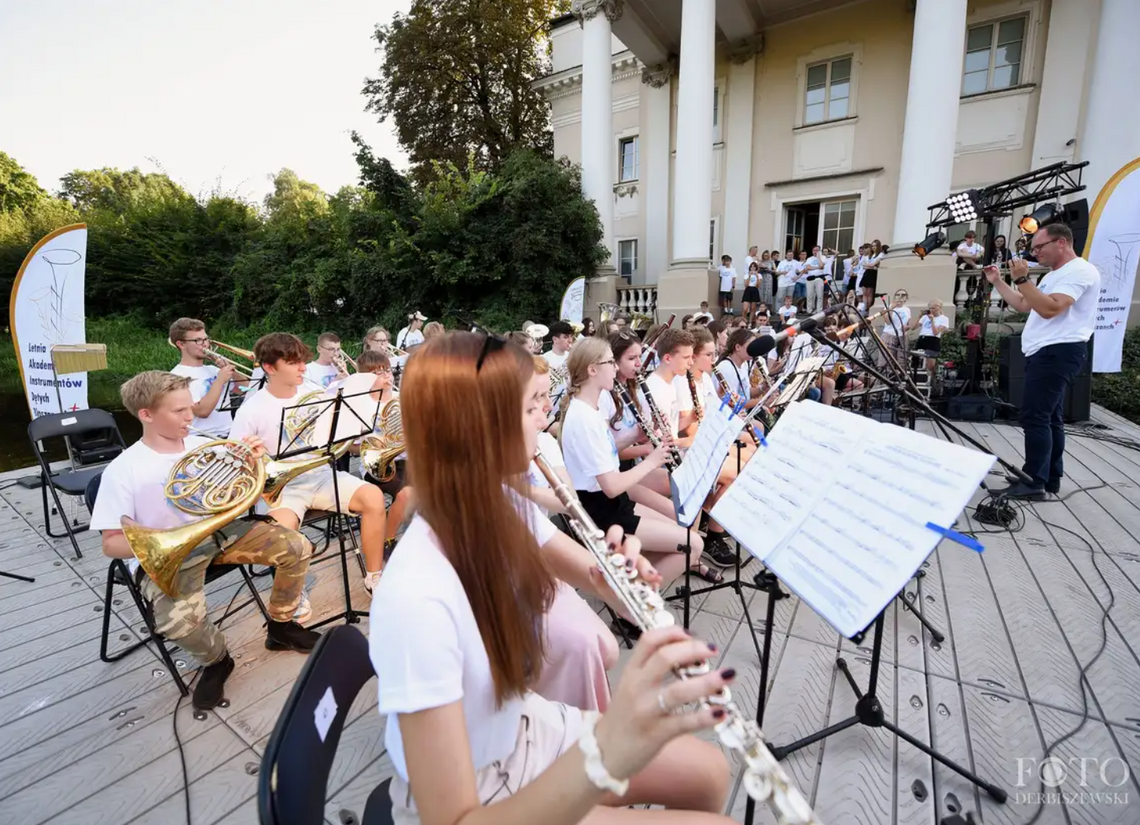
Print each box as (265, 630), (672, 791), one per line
(637, 378), (683, 468)
(686, 369), (704, 421)
(532, 451), (820, 825)
(614, 383), (663, 452)
(712, 363), (742, 410)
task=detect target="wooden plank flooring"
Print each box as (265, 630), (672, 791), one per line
(1, 410), (1138, 825)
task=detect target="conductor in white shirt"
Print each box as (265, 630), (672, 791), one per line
(985, 224), (1100, 499)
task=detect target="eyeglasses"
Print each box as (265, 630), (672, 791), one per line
(371, 367), (392, 375)
(596, 359), (615, 367)
(1031, 238), (1062, 254)
(183, 337), (210, 345)
(476, 333), (507, 372)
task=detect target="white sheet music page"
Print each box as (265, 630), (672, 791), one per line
(670, 400), (746, 526)
(764, 411), (994, 637)
(709, 401), (876, 561)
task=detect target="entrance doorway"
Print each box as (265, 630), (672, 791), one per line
(784, 198), (859, 255)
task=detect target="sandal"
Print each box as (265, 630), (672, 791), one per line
(691, 563), (724, 584)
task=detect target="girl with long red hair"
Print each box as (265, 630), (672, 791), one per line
(370, 332), (732, 825)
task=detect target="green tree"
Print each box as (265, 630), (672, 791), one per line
(0, 152), (47, 213)
(59, 167), (193, 214)
(363, 0), (567, 185)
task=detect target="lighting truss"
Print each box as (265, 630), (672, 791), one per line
(924, 161), (1089, 230)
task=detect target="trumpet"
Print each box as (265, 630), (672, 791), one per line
(531, 451), (819, 825)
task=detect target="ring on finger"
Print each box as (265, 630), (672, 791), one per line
(657, 690), (670, 715)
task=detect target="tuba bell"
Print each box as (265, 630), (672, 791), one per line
(598, 302), (621, 323)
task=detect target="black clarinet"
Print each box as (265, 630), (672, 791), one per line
(686, 369), (704, 421)
(637, 378), (682, 468)
(614, 382), (661, 450)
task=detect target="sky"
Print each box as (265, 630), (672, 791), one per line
(0, 0), (412, 204)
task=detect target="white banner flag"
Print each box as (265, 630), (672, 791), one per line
(9, 224), (89, 417)
(559, 276), (585, 324)
(1085, 158), (1140, 372)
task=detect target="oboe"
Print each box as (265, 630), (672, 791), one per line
(686, 370), (704, 422)
(532, 451), (820, 825)
(637, 378), (682, 468)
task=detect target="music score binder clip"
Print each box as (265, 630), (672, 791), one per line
(926, 522), (984, 553)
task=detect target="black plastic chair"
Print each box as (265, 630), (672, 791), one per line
(86, 474), (272, 696)
(28, 409), (126, 559)
(259, 625), (393, 825)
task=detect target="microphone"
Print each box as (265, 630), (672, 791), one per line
(747, 305), (844, 357)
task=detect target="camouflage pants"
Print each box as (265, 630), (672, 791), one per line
(139, 518), (312, 667)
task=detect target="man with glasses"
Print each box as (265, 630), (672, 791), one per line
(169, 317), (245, 437)
(985, 224), (1100, 500)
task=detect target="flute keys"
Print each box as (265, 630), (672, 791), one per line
(742, 770), (774, 804)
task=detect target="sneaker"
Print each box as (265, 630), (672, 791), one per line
(265, 620), (320, 653)
(703, 535), (738, 569)
(1006, 473), (1060, 494)
(292, 594), (312, 622)
(192, 653), (235, 711)
(993, 482), (1046, 501)
(363, 570), (383, 594)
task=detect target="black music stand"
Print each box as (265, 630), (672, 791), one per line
(275, 387), (380, 628)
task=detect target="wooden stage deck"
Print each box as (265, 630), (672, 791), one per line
(1, 407), (1138, 825)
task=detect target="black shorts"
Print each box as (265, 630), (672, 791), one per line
(577, 489), (640, 536)
(835, 372), (853, 391)
(860, 269), (878, 291)
(742, 286), (761, 303)
(719, 290), (733, 302)
(916, 335), (942, 356)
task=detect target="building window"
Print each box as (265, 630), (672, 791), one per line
(962, 16), (1026, 96)
(618, 239), (638, 279)
(618, 137), (639, 182)
(804, 57), (851, 125)
(708, 217), (720, 266)
(821, 200), (857, 254)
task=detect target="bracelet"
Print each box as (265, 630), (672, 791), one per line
(578, 711), (630, 797)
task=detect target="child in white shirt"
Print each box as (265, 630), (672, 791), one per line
(168, 317), (245, 437)
(305, 331), (349, 389)
(717, 254), (737, 316)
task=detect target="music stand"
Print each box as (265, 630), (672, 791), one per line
(275, 384), (380, 628)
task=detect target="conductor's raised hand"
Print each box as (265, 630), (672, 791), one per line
(983, 264), (1002, 285)
(1009, 257), (1030, 281)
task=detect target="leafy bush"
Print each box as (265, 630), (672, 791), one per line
(1092, 326), (1140, 424)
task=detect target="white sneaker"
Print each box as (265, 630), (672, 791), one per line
(364, 570), (383, 594)
(293, 594), (312, 622)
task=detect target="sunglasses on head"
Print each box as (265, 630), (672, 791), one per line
(476, 332), (507, 372)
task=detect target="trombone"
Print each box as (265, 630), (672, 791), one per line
(167, 337), (256, 379)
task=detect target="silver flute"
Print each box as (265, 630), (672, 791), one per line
(636, 378), (683, 469)
(532, 451), (820, 825)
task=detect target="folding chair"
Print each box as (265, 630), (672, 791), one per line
(28, 409), (126, 559)
(86, 475), (272, 697)
(259, 625), (393, 825)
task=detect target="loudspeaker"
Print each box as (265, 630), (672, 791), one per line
(997, 335), (1093, 422)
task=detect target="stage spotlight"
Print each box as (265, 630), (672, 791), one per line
(1019, 202), (1062, 234)
(913, 231), (946, 259)
(946, 189), (983, 223)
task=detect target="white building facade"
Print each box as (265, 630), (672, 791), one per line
(537, 0), (1140, 322)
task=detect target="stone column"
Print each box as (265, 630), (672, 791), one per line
(723, 44), (760, 289)
(880, 0), (968, 317)
(657, 0), (718, 318)
(1078, 0), (1140, 203)
(573, 0), (622, 278)
(1030, 0), (1093, 168)
(641, 62), (675, 288)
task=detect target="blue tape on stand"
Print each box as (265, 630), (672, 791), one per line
(925, 522), (984, 553)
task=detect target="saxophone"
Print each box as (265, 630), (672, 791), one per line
(532, 451), (820, 825)
(686, 369), (704, 422)
(636, 378), (682, 469)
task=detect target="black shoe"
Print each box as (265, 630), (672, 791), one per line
(192, 653), (235, 711)
(703, 535), (738, 569)
(1005, 473), (1060, 494)
(994, 483), (1046, 501)
(265, 620), (321, 653)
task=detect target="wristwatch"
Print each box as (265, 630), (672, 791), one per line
(1013, 275), (1031, 286)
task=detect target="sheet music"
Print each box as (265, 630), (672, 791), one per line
(669, 400), (746, 526)
(711, 402), (994, 637)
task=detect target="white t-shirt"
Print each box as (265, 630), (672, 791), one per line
(843, 258), (855, 283)
(881, 306), (911, 338)
(561, 397), (620, 493)
(718, 265), (737, 292)
(745, 269), (760, 288)
(644, 372), (683, 438)
(714, 360), (749, 401)
(396, 327), (424, 349)
(954, 241), (983, 263)
(822, 255), (836, 277)
(745, 255), (758, 275)
(598, 386), (644, 445)
(792, 261), (808, 283)
(542, 350), (569, 371)
(671, 374), (695, 417)
(304, 361), (341, 390)
(89, 436), (213, 573)
(230, 381), (327, 459)
(778, 304), (797, 322)
(918, 313), (950, 338)
(369, 500), (557, 782)
(697, 371), (719, 411)
(527, 431), (565, 491)
(171, 364), (232, 437)
(804, 256), (822, 276)
(1021, 257), (1101, 357)
(776, 260), (797, 288)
